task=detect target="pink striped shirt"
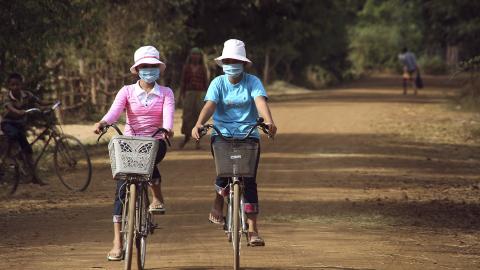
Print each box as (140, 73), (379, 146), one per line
(102, 82), (175, 139)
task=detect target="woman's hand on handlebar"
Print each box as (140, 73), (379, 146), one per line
(265, 122), (277, 138)
(93, 121), (107, 134)
(192, 123), (204, 140)
(166, 129), (174, 138)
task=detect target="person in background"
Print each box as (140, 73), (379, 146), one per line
(398, 47), (419, 95)
(1, 72), (50, 185)
(93, 45), (175, 261)
(179, 47), (209, 149)
(192, 39), (277, 246)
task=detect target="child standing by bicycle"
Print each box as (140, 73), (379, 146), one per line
(1, 72), (49, 185)
(192, 39), (277, 246)
(93, 45), (175, 261)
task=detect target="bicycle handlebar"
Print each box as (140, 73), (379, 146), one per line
(198, 117), (271, 141)
(25, 101), (62, 115)
(96, 123), (171, 147)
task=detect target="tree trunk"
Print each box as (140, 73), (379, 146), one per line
(90, 77), (97, 106)
(446, 45), (459, 69)
(263, 49), (270, 85)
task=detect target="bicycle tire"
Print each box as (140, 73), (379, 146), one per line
(124, 184), (136, 270)
(136, 236), (147, 270)
(232, 181), (241, 270)
(53, 135), (92, 191)
(226, 194), (233, 242)
(0, 156), (19, 198)
(136, 185), (149, 270)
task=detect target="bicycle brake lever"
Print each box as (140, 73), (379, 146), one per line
(165, 137), (171, 147)
(96, 127), (109, 144)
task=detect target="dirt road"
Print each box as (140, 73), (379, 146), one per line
(1, 76), (480, 270)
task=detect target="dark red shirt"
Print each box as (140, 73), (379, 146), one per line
(182, 65), (207, 92)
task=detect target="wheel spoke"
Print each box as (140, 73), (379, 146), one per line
(54, 135), (92, 191)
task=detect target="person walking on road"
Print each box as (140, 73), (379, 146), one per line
(192, 39), (277, 246)
(179, 48), (209, 149)
(93, 45), (175, 261)
(399, 47), (419, 95)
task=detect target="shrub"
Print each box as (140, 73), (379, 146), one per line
(304, 65), (338, 89)
(417, 55), (446, 74)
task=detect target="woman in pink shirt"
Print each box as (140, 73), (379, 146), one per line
(93, 46), (175, 261)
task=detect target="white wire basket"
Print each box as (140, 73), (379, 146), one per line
(108, 135), (159, 181)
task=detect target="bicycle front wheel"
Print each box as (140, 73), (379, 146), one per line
(136, 184), (150, 270)
(136, 236), (147, 270)
(54, 135), (92, 191)
(124, 184), (136, 270)
(232, 181), (241, 270)
(0, 156), (19, 198)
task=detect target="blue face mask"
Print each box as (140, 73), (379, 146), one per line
(222, 63), (244, 78)
(138, 67), (160, 83)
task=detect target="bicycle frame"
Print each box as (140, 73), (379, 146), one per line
(29, 125), (62, 168)
(120, 176), (154, 270)
(98, 123), (169, 270)
(199, 118), (270, 270)
(225, 177), (249, 241)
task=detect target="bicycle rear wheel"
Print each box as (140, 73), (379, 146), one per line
(0, 156), (19, 198)
(124, 184), (136, 270)
(54, 135), (92, 191)
(232, 181), (241, 270)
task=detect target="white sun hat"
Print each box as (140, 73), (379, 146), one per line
(129, 46), (166, 74)
(214, 39), (252, 67)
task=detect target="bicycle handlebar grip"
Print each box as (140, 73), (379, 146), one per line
(198, 126), (208, 138)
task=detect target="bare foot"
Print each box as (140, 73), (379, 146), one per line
(149, 198), (165, 214)
(209, 194), (224, 224)
(107, 242), (123, 260)
(248, 232), (265, 246)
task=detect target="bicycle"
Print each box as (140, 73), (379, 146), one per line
(97, 123), (171, 270)
(0, 101), (92, 197)
(199, 117), (270, 270)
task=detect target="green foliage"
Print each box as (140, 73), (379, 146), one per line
(349, 0), (423, 74)
(304, 65), (338, 89)
(1, 0), (480, 121)
(422, 0), (480, 58)
(455, 55), (480, 100)
(417, 55), (446, 75)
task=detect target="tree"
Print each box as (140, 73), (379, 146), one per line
(348, 0), (423, 73)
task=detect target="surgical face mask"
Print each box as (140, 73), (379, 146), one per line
(138, 67), (160, 83)
(222, 63), (244, 78)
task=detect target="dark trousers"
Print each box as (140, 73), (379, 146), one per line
(211, 136), (261, 214)
(112, 139), (167, 222)
(1, 121), (33, 154)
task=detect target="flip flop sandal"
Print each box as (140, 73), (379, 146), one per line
(208, 209), (225, 225)
(248, 233), (265, 247)
(149, 202), (166, 215)
(107, 250), (124, 261)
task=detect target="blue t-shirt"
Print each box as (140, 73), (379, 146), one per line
(205, 73), (267, 138)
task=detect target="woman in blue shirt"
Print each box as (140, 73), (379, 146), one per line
(192, 39), (277, 246)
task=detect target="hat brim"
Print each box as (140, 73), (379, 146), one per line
(130, 58), (166, 74)
(215, 55), (252, 67)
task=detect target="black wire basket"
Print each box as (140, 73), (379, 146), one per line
(212, 140), (259, 177)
